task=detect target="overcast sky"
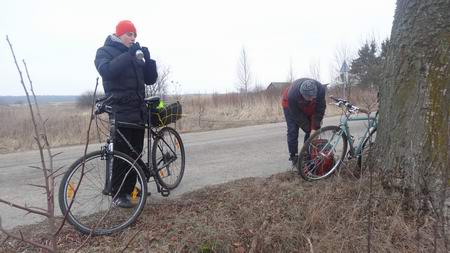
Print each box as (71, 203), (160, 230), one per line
(1, 0), (396, 96)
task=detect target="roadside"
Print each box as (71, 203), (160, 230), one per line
(1, 171), (441, 252)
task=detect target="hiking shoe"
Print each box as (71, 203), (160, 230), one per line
(289, 155), (299, 167)
(113, 195), (136, 209)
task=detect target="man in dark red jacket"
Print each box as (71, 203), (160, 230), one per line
(281, 78), (326, 165)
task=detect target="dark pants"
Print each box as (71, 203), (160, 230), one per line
(112, 126), (145, 196)
(283, 108), (310, 158)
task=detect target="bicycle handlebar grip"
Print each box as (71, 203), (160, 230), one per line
(329, 95), (339, 102)
(358, 108), (370, 114)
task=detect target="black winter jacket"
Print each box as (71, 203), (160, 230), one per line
(287, 78), (327, 132)
(94, 35), (158, 124)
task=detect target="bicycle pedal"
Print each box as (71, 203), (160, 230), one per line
(160, 188), (170, 197)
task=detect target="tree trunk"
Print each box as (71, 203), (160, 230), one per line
(377, 0), (449, 207)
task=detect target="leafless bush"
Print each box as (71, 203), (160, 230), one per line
(77, 90), (104, 108)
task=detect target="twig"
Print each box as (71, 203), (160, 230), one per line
(47, 166), (65, 178)
(28, 165), (46, 171)
(27, 183), (47, 189)
(301, 233), (314, 253)
(54, 78), (99, 236)
(1, 235), (9, 246)
(120, 228), (143, 253)
(0, 217), (53, 252)
(6, 35), (57, 251)
(367, 155), (373, 253)
(249, 217), (270, 253)
(0, 198), (49, 217)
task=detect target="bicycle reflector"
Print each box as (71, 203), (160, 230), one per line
(307, 139), (335, 176)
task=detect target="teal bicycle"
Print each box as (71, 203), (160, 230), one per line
(297, 96), (378, 181)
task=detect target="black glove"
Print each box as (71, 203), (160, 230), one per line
(142, 47), (151, 61)
(128, 42), (142, 56)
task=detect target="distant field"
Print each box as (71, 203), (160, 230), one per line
(0, 95), (78, 105)
(0, 88), (377, 154)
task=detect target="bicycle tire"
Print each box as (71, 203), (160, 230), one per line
(58, 150), (147, 235)
(298, 125), (348, 181)
(357, 127), (377, 170)
(151, 127), (185, 190)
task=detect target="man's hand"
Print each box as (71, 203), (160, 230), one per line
(142, 47), (151, 61)
(310, 129), (317, 135)
(128, 42), (142, 56)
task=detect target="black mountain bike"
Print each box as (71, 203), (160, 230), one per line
(58, 96), (185, 235)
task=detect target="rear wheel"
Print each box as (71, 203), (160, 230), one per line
(152, 127), (185, 190)
(298, 126), (348, 181)
(58, 150), (147, 235)
(357, 127), (377, 172)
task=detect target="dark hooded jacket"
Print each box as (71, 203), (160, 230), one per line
(94, 35), (158, 124)
(281, 78), (327, 132)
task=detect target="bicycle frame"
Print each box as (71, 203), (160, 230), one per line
(338, 112), (378, 158)
(101, 100), (173, 196)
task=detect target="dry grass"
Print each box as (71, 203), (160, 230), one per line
(0, 88), (376, 154)
(1, 169), (444, 252)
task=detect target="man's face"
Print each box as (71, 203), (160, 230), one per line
(303, 95), (315, 101)
(119, 32), (136, 47)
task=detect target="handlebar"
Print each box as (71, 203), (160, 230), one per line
(329, 96), (370, 114)
(94, 96), (113, 115)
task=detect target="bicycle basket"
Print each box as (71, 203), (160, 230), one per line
(305, 139), (335, 176)
(151, 101), (182, 127)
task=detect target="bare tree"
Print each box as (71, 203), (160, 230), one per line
(147, 64), (170, 98)
(236, 46), (252, 94)
(330, 43), (356, 98)
(286, 58), (295, 83)
(308, 59), (321, 81)
(0, 36), (59, 252)
(376, 0), (449, 251)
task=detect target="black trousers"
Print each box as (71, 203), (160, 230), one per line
(283, 108), (311, 157)
(112, 126), (145, 195)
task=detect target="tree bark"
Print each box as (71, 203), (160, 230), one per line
(377, 0), (449, 205)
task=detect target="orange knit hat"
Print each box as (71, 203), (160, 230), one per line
(115, 20), (137, 36)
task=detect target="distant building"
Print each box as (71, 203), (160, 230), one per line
(266, 82), (291, 95)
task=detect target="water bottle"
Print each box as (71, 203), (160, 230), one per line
(135, 49), (144, 60)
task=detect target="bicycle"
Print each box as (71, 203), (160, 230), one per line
(58, 96), (185, 235)
(297, 96), (378, 181)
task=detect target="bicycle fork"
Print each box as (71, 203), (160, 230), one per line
(102, 141), (114, 196)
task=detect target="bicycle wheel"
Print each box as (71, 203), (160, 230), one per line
(152, 127), (185, 190)
(357, 127), (377, 170)
(58, 150), (147, 235)
(298, 125), (348, 181)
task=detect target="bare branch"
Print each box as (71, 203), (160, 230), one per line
(27, 184), (47, 189)
(0, 198), (49, 218)
(47, 166), (66, 178)
(0, 217), (53, 252)
(28, 165), (45, 171)
(120, 228), (142, 253)
(236, 46), (252, 94)
(55, 78), (99, 236)
(51, 152), (63, 158)
(1, 235), (9, 246)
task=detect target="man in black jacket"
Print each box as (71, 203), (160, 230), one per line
(281, 78), (327, 165)
(95, 20), (158, 208)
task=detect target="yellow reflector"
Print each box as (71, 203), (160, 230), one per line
(67, 183), (75, 200)
(131, 187), (139, 200)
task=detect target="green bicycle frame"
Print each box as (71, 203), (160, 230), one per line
(338, 112), (378, 157)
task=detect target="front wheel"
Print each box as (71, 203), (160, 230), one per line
(298, 126), (348, 181)
(58, 150), (148, 235)
(152, 127), (185, 190)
